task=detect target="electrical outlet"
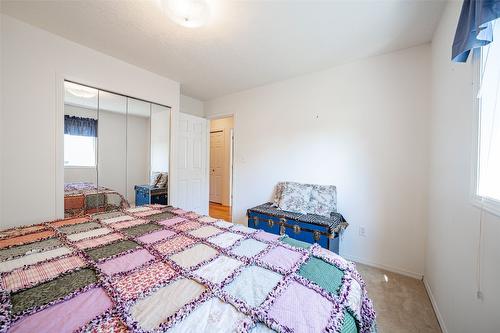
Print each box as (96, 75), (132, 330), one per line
(359, 226), (366, 237)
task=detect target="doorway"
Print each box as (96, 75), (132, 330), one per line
(209, 116), (234, 221)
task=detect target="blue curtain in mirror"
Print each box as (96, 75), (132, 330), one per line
(452, 0), (500, 62)
(64, 115), (98, 137)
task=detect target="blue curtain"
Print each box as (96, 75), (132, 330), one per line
(64, 115), (98, 137)
(452, 0), (500, 62)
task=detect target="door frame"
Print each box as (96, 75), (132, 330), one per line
(206, 113), (235, 222)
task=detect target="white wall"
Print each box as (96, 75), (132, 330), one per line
(151, 105), (171, 174)
(64, 168), (97, 185)
(180, 94), (204, 117)
(210, 117), (233, 206)
(425, 2), (500, 332)
(1, 14), (180, 228)
(205, 44), (431, 277)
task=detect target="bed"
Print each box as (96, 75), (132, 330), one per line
(0, 205), (376, 333)
(64, 182), (130, 218)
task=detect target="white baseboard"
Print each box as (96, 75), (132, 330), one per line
(423, 278), (448, 333)
(341, 253), (423, 280)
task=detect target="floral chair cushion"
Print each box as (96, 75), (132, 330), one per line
(273, 182), (337, 217)
(278, 182), (313, 214)
(272, 181), (299, 207)
(308, 185), (337, 217)
(272, 182), (285, 207)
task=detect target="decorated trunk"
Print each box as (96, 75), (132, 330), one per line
(247, 202), (348, 254)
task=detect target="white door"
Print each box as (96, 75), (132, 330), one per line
(209, 131), (224, 203)
(172, 113), (209, 214)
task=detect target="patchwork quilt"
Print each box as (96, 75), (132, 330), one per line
(0, 205), (376, 333)
(64, 182), (130, 218)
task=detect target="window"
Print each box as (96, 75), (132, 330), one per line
(474, 20), (500, 213)
(64, 134), (96, 167)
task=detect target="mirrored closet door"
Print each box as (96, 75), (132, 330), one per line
(63, 81), (171, 218)
(97, 90), (127, 213)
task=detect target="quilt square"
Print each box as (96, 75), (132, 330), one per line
(82, 314), (128, 333)
(260, 246), (302, 272)
(0, 238), (62, 262)
(112, 219), (148, 230)
(154, 235), (195, 256)
(7, 287), (112, 333)
(214, 220), (233, 229)
(267, 281), (333, 332)
(341, 310), (358, 333)
(97, 249), (155, 276)
(188, 225), (223, 238)
(121, 223), (162, 238)
(130, 278), (205, 331)
(85, 240), (139, 261)
(49, 217), (90, 228)
(134, 209), (165, 217)
(113, 261), (177, 301)
(281, 237), (311, 249)
(298, 257), (344, 296)
(2, 255), (86, 292)
(158, 217), (187, 227)
(231, 224), (256, 234)
(184, 212), (201, 219)
(347, 276), (363, 320)
(0, 230), (56, 249)
(170, 244), (218, 269)
(171, 208), (187, 215)
(74, 233), (124, 250)
(208, 232), (243, 248)
(314, 246), (350, 268)
(0, 247), (73, 273)
(193, 255), (244, 284)
(197, 216), (218, 223)
(10, 268), (97, 315)
(168, 297), (249, 333)
(92, 211), (125, 221)
(101, 215), (134, 224)
(254, 231), (280, 243)
(148, 212), (176, 222)
(224, 266), (282, 308)
(66, 227), (111, 242)
(0, 225), (47, 239)
(58, 222), (101, 235)
(230, 239), (268, 258)
(172, 221), (202, 232)
(126, 206), (152, 214)
(137, 229), (176, 244)
(149, 204), (170, 210)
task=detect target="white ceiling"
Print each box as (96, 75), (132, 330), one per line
(1, 0), (446, 100)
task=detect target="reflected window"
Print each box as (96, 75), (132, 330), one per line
(64, 134), (96, 167)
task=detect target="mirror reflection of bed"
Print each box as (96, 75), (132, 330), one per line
(63, 81), (170, 218)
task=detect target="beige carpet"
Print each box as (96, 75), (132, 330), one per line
(356, 263), (441, 333)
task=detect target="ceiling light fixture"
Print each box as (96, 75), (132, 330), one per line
(65, 82), (98, 99)
(162, 0), (210, 28)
